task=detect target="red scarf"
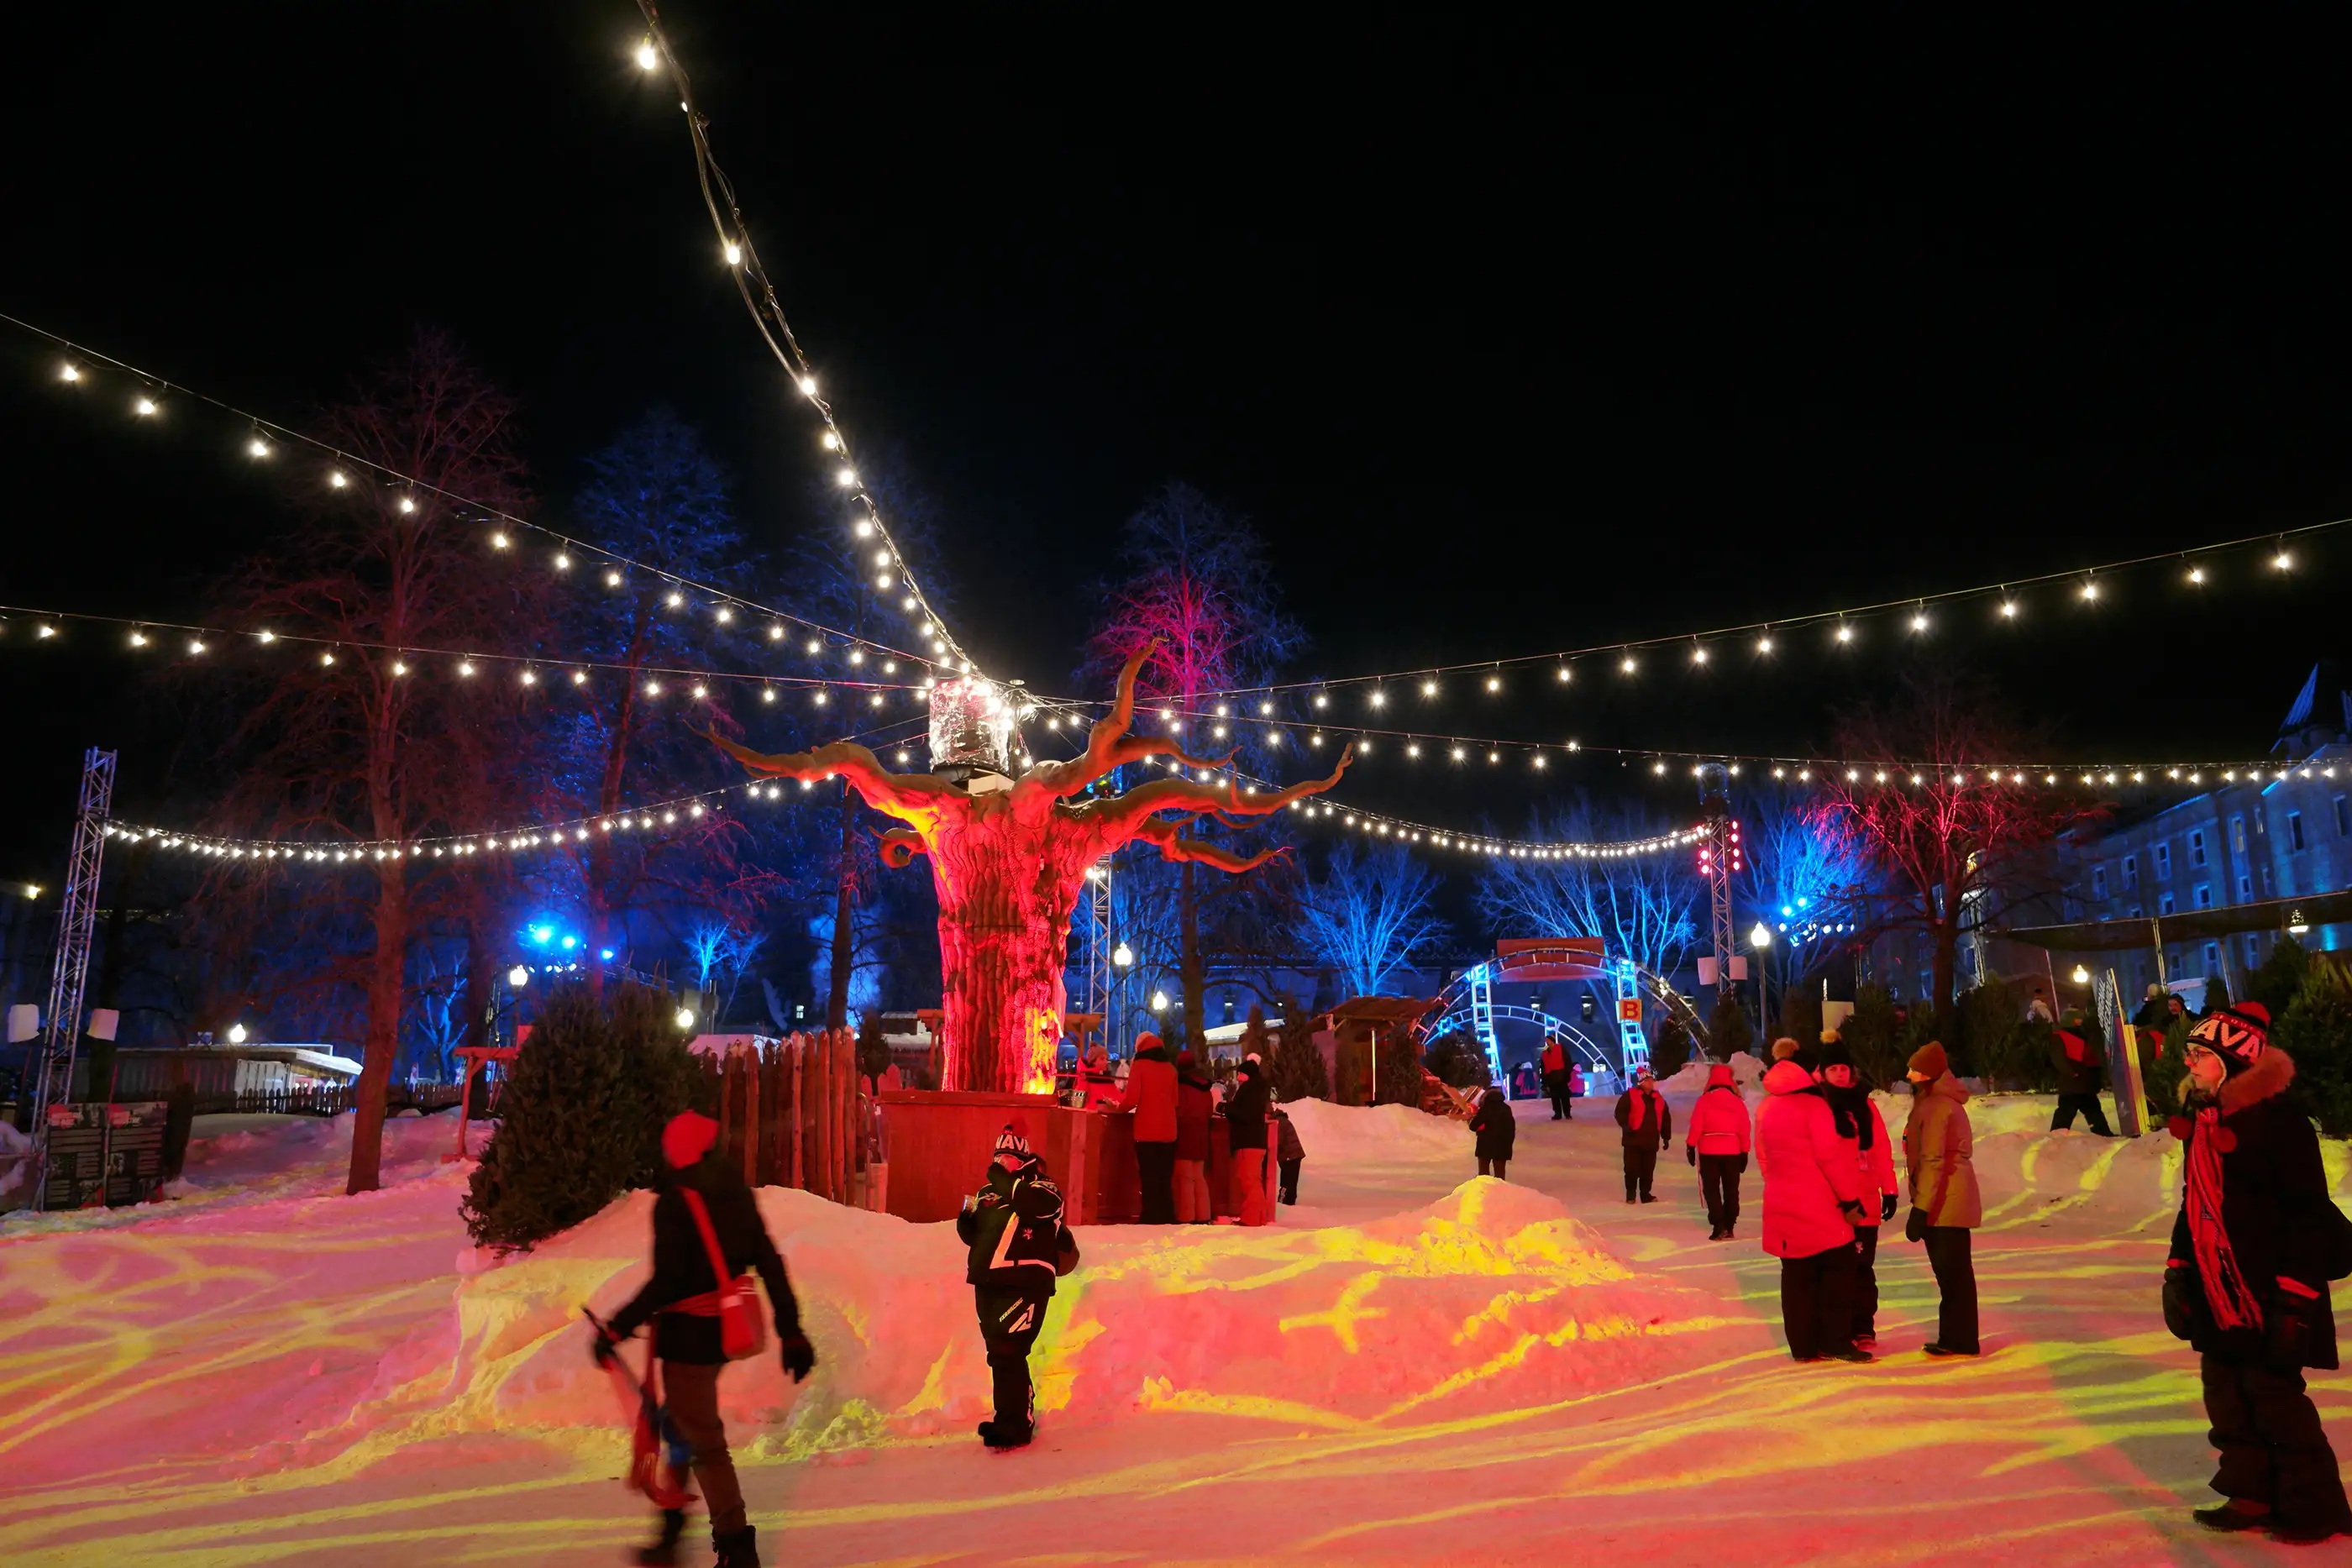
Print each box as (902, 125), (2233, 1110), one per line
(2183, 1106), (2263, 1332)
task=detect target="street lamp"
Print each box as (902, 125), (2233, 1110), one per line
(1150, 989), (1169, 1014)
(1749, 923), (1773, 1030)
(226, 1022), (248, 1045)
(1112, 941), (1133, 968)
(675, 1005), (697, 1031)
(2071, 963), (2092, 985)
(507, 965), (530, 988)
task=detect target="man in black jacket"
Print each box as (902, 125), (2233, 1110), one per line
(596, 1110), (816, 1568)
(2163, 1004), (2350, 1544)
(957, 1121), (1079, 1450)
(2049, 1009), (2113, 1135)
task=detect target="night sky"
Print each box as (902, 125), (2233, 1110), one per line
(5, 7), (2349, 886)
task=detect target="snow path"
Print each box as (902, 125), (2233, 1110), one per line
(1, 1094), (2346, 1565)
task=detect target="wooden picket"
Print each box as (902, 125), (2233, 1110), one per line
(691, 1029), (874, 1208)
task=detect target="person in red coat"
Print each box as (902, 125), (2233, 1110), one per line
(1173, 1051), (1215, 1223)
(1541, 1036), (1571, 1120)
(1756, 1040), (1869, 1362)
(1116, 1032), (1181, 1225)
(1614, 1065), (1672, 1203)
(1685, 1061), (1753, 1240)
(1819, 1036), (1898, 1350)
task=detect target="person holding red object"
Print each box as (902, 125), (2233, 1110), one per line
(2163, 1003), (2351, 1544)
(595, 1110), (814, 1568)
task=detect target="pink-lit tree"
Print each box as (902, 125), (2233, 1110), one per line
(1805, 679), (2097, 1041)
(713, 648), (1347, 1093)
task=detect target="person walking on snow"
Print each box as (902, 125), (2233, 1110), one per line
(1687, 1060), (1752, 1240)
(1756, 1038), (1870, 1362)
(956, 1122), (1079, 1451)
(1819, 1037), (1898, 1351)
(2163, 1003), (2352, 1543)
(1116, 1031), (1180, 1223)
(1222, 1056), (1274, 1225)
(1614, 1064), (1672, 1203)
(2050, 1009), (2114, 1135)
(1541, 1036), (1571, 1120)
(1566, 1061), (1583, 1119)
(1274, 1105), (1305, 1204)
(1173, 1050), (1215, 1223)
(1902, 1041), (1982, 1356)
(1470, 1084), (1517, 1181)
(596, 1110), (816, 1568)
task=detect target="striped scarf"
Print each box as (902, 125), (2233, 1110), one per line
(2183, 1105), (2264, 1332)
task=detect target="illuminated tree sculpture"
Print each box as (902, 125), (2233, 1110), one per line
(712, 649), (1348, 1093)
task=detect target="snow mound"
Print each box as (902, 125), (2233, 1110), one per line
(1280, 1097), (1467, 1162)
(1656, 1050), (1765, 1094)
(339, 1175), (1739, 1466)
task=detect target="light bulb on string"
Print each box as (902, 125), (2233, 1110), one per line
(1834, 621), (1855, 644)
(2187, 563), (2207, 585)
(2079, 578), (2100, 601)
(797, 375), (817, 397)
(1910, 609), (1930, 632)
(635, 36), (659, 70)
(247, 437), (270, 459)
(2274, 545), (2295, 571)
(328, 470), (348, 489)
(59, 363), (81, 383)
(723, 241), (743, 266)
(397, 496), (416, 514)
(134, 396), (158, 417)
(1756, 633), (1774, 654)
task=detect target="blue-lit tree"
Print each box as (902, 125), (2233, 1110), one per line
(1297, 841), (1449, 998)
(1474, 801), (1702, 978)
(1735, 788), (1871, 981)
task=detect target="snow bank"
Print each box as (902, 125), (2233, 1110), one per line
(342, 1173), (1740, 1466)
(1279, 1097), (1466, 1163)
(1656, 1050), (1765, 1094)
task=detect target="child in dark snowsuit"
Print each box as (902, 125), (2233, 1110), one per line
(596, 1110), (816, 1568)
(955, 1121), (1079, 1450)
(1470, 1087), (1516, 1182)
(1274, 1107), (1305, 1204)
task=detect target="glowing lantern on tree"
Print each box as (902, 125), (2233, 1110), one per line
(712, 648), (1348, 1093)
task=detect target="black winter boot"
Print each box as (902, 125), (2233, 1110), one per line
(633, 1508), (686, 1565)
(711, 1523), (761, 1567)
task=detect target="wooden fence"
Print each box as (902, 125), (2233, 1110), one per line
(187, 1082), (468, 1119)
(698, 1030), (876, 1209)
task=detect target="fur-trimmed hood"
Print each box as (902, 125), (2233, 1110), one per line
(2181, 1044), (2297, 1116)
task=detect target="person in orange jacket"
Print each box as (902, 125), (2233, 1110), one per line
(1685, 1061), (1753, 1240)
(1116, 1032), (1180, 1223)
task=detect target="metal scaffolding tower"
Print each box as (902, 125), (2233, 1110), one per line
(1695, 762), (1738, 1009)
(1080, 854), (1114, 1051)
(30, 747), (117, 1209)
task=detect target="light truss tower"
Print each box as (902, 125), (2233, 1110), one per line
(1614, 957), (1648, 1074)
(1695, 762), (1737, 1010)
(1080, 854), (1113, 1051)
(1467, 962), (1502, 1084)
(30, 747), (116, 1209)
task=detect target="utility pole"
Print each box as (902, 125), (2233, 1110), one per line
(29, 748), (116, 1211)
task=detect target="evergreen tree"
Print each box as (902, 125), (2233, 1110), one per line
(2273, 958), (2352, 1137)
(1648, 1016), (1694, 1078)
(1839, 983), (1907, 1088)
(1268, 1005), (1330, 1102)
(1424, 1031), (1489, 1090)
(2250, 935), (2313, 1020)
(2142, 1015), (2192, 1121)
(461, 983), (706, 1251)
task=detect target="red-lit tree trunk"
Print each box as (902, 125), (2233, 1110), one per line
(713, 648), (1348, 1092)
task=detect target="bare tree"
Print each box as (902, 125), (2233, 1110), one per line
(1475, 802), (1703, 978)
(1296, 841), (1448, 997)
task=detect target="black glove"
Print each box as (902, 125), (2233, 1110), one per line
(780, 1331), (816, 1382)
(590, 1327), (620, 1369)
(1881, 1193), (1899, 1223)
(1903, 1206), (1930, 1244)
(2161, 1265), (2199, 1342)
(1686, 1143), (1697, 1167)
(1734, 1152), (1748, 1176)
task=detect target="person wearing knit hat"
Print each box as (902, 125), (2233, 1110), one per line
(1614, 1062), (1674, 1204)
(958, 1120), (1080, 1450)
(2163, 1002), (2350, 1542)
(1756, 1033), (1868, 1361)
(598, 1110), (814, 1567)
(1900, 1041), (1981, 1356)
(1818, 1040), (1898, 1350)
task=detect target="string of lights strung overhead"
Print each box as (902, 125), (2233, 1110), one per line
(628, 6), (985, 683)
(1025, 694), (2325, 795)
(0, 600), (941, 711)
(2, 312), (964, 679)
(1167, 525), (2336, 704)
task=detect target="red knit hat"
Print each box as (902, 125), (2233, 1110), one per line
(661, 1109), (719, 1169)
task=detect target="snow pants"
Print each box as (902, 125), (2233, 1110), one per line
(1698, 1153), (1743, 1233)
(976, 1289), (1046, 1434)
(1174, 1157), (1211, 1223)
(1545, 1072), (1571, 1120)
(1923, 1226), (1980, 1353)
(1278, 1156), (1301, 1204)
(1623, 1146), (1658, 1201)
(1233, 1148), (1272, 1225)
(1779, 1241), (1857, 1361)
(2202, 1356), (2352, 1529)
(2050, 1093), (2113, 1135)
(662, 1361), (746, 1534)
(1851, 1225), (1880, 1340)
(1136, 1139), (1177, 1225)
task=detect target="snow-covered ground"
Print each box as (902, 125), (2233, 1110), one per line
(1, 1088), (2347, 1565)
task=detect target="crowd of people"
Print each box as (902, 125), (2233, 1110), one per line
(582, 999), (2347, 1562)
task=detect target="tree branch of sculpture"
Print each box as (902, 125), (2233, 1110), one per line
(1131, 815), (1288, 874)
(877, 829), (927, 868)
(1074, 746), (1352, 856)
(704, 731), (958, 828)
(1026, 643), (1231, 798)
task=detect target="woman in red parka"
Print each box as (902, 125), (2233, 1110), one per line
(1755, 1039), (1869, 1362)
(1685, 1061), (1752, 1240)
(1173, 1051), (1215, 1223)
